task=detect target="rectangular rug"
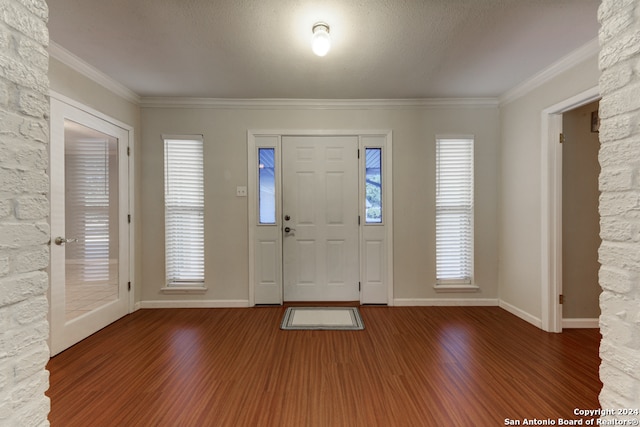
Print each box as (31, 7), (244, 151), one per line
(280, 307), (365, 330)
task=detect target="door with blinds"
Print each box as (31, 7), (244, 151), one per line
(49, 97), (131, 356)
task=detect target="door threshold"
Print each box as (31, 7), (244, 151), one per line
(283, 301), (360, 307)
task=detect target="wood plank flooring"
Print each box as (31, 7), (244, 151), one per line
(46, 306), (601, 426)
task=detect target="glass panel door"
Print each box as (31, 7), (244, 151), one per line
(64, 120), (119, 320)
(49, 97), (130, 356)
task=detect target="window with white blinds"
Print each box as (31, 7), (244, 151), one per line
(164, 137), (205, 286)
(436, 136), (474, 284)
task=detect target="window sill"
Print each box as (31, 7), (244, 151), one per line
(160, 286), (208, 295)
(433, 284), (480, 293)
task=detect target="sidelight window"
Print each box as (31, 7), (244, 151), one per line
(365, 148), (382, 223)
(258, 148), (276, 224)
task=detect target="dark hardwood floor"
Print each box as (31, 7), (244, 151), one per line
(46, 306), (601, 426)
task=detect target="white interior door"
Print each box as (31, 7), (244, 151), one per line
(282, 136), (359, 301)
(49, 98), (130, 356)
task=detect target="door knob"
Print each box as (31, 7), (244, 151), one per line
(54, 237), (78, 246)
(284, 227), (296, 233)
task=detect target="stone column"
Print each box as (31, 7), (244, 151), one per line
(598, 0), (640, 414)
(0, 0), (51, 425)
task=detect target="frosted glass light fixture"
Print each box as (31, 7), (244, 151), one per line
(312, 22), (331, 57)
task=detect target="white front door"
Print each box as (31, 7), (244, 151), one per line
(49, 98), (130, 355)
(282, 136), (359, 301)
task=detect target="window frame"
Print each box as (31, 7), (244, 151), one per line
(258, 147), (276, 225)
(364, 147), (383, 224)
(435, 135), (477, 291)
(162, 135), (206, 290)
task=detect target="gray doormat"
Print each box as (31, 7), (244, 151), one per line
(280, 307), (365, 330)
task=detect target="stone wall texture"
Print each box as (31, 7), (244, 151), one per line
(0, 0), (50, 425)
(598, 0), (640, 414)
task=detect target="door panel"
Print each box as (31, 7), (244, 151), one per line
(50, 98), (130, 356)
(282, 136), (359, 301)
(64, 122), (119, 321)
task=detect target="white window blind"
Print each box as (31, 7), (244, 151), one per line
(164, 137), (205, 286)
(436, 137), (474, 284)
(65, 136), (117, 284)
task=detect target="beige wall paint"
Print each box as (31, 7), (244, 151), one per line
(499, 56), (600, 321)
(48, 58), (143, 301)
(562, 101), (601, 319)
(140, 106), (500, 303)
(49, 58), (140, 127)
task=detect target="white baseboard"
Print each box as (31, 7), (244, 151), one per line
(139, 300), (250, 309)
(499, 300), (543, 329)
(133, 302), (141, 311)
(393, 298), (499, 307)
(562, 318), (599, 329)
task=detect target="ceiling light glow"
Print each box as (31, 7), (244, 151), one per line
(312, 22), (331, 57)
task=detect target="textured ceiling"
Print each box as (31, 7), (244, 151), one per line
(46, 0), (600, 99)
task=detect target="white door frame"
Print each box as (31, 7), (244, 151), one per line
(247, 130), (393, 306)
(540, 86), (600, 332)
(48, 91), (135, 353)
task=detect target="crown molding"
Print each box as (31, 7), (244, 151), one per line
(48, 40), (141, 105)
(139, 97), (499, 109)
(499, 38), (600, 106)
(50, 35), (598, 110)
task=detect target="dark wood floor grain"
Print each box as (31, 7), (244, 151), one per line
(46, 306), (601, 426)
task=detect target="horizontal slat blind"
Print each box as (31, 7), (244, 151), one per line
(164, 137), (205, 285)
(436, 137), (474, 284)
(65, 136), (116, 283)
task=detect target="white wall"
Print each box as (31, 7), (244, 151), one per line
(140, 104), (500, 305)
(499, 55), (600, 323)
(0, 0), (51, 424)
(598, 0), (640, 412)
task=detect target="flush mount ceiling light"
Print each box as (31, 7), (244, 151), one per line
(311, 22), (331, 57)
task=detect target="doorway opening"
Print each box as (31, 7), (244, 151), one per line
(541, 86), (600, 332)
(561, 100), (601, 328)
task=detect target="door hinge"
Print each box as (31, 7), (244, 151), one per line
(128, 214), (131, 223)
(128, 282), (131, 291)
(559, 133), (565, 144)
(559, 294), (564, 304)
(359, 282), (361, 292)
(127, 146), (131, 156)
(357, 148), (360, 159)
(358, 215), (361, 225)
